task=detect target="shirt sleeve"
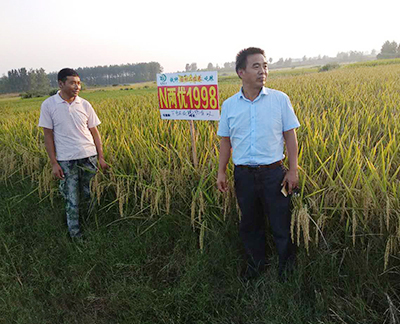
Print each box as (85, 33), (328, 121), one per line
(38, 100), (54, 129)
(86, 102), (101, 128)
(281, 94), (300, 132)
(217, 101), (230, 137)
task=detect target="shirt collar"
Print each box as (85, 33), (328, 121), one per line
(55, 91), (81, 104)
(239, 86), (269, 101)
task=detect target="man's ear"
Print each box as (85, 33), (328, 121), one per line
(237, 69), (244, 79)
(58, 80), (64, 88)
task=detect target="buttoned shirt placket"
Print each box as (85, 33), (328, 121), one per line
(63, 97), (76, 118)
(58, 94), (73, 114)
(243, 93), (262, 165)
(68, 101), (74, 116)
(250, 100), (256, 165)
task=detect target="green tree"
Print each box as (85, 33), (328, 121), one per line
(0, 76), (7, 93)
(35, 68), (50, 92)
(190, 63), (197, 71)
(7, 69), (20, 92)
(377, 40), (398, 59)
(382, 40), (397, 54)
(19, 68), (30, 92)
(28, 68), (50, 93)
(283, 58), (292, 66)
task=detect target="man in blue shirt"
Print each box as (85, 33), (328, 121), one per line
(217, 47), (300, 280)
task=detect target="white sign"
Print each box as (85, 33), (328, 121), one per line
(156, 71), (220, 121)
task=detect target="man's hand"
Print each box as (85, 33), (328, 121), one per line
(282, 129), (299, 195)
(52, 163), (64, 180)
(217, 171), (228, 192)
(281, 169), (298, 195)
(98, 157), (109, 171)
(217, 137), (231, 193)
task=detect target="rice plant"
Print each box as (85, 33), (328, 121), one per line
(0, 64), (399, 268)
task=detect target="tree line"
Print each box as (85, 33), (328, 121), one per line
(47, 62), (162, 88)
(189, 50), (378, 73)
(0, 62), (163, 95)
(189, 40), (400, 72)
(377, 40), (400, 59)
(0, 68), (50, 96)
(1, 40), (398, 95)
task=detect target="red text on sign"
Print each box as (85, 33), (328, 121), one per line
(158, 85), (219, 110)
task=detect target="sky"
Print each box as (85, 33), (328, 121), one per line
(1, 0), (399, 76)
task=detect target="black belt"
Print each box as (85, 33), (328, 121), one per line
(235, 160), (282, 170)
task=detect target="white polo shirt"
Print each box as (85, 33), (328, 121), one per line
(38, 92), (101, 161)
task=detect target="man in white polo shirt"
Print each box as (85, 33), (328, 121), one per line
(39, 68), (108, 239)
(217, 48), (300, 281)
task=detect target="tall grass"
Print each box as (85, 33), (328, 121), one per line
(344, 58), (400, 68)
(1, 179), (397, 323)
(0, 64), (399, 269)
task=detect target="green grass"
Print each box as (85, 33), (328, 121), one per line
(1, 66), (400, 323)
(218, 67), (319, 85)
(344, 58), (400, 68)
(0, 178), (399, 324)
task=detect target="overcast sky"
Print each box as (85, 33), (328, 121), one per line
(1, 0), (399, 76)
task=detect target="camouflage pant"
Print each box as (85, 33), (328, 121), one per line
(58, 156), (97, 238)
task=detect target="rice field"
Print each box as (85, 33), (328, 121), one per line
(0, 63), (399, 269)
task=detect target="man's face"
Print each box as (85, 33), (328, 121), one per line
(59, 76), (81, 98)
(238, 53), (268, 88)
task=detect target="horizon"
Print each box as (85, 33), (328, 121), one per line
(1, 0), (399, 76)
(0, 47), (378, 77)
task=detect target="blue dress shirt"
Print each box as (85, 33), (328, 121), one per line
(217, 87), (300, 165)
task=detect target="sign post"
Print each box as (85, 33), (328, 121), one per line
(156, 72), (220, 167)
(189, 120), (198, 168)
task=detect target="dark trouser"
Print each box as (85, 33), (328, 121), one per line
(58, 156), (98, 238)
(234, 164), (295, 275)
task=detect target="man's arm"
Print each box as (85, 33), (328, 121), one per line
(89, 126), (109, 170)
(217, 137), (231, 192)
(282, 128), (299, 194)
(43, 128), (64, 180)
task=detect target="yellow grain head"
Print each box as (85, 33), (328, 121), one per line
(191, 193), (196, 227)
(199, 220), (206, 253)
(384, 236), (392, 271)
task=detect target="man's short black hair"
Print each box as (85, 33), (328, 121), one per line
(235, 47), (266, 75)
(58, 68), (79, 82)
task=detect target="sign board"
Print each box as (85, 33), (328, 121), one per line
(156, 71), (220, 120)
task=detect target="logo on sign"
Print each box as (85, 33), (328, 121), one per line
(159, 74), (167, 84)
